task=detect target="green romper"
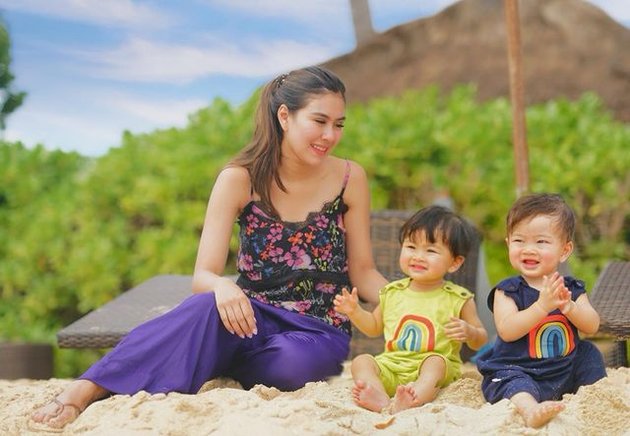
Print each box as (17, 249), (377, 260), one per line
(373, 278), (473, 396)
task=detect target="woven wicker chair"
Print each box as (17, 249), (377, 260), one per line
(590, 261), (630, 367)
(57, 275), (193, 348)
(57, 209), (483, 355)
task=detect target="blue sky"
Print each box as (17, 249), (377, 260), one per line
(1, 0), (628, 157)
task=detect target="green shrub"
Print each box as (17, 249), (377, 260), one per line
(1, 88), (627, 376)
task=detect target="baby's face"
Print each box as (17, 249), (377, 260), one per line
(399, 231), (462, 292)
(506, 215), (573, 286)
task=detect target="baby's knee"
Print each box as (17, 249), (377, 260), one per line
(483, 373), (540, 404)
(573, 341), (607, 385)
(351, 354), (377, 370)
(419, 355), (449, 385)
(421, 355), (447, 371)
(577, 340), (604, 364)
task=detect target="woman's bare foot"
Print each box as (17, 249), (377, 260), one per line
(391, 384), (420, 413)
(351, 380), (390, 412)
(521, 401), (565, 428)
(31, 379), (109, 428)
(31, 399), (82, 429)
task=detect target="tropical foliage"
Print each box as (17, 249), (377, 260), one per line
(1, 87), (628, 376)
(0, 17), (26, 130)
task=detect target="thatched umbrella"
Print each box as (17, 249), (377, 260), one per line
(347, 0), (532, 197)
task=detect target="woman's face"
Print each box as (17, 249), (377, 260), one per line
(278, 92), (346, 165)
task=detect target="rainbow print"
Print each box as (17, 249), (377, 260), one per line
(386, 314), (435, 352)
(528, 314), (575, 358)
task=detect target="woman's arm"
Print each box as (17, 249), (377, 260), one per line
(192, 166), (257, 338)
(192, 166), (248, 291)
(343, 161), (388, 304)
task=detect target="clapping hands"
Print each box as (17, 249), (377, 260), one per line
(537, 272), (571, 313)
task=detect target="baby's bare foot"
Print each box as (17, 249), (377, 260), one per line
(523, 401), (565, 428)
(391, 385), (418, 413)
(351, 380), (390, 412)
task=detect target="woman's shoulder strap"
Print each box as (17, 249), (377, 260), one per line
(340, 159), (351, 196)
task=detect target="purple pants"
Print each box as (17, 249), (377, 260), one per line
(81, 293), (350, 394)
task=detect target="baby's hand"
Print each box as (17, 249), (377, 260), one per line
(333, 287), (359, 316)
(444, 317), (474, 343)
(558, 285), (573, 314)
(537, 272), (567, 312)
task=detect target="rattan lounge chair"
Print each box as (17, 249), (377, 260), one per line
(57, 209), (487, 358)
(57, 275), (192, 348)
(590, 261), (630, 367)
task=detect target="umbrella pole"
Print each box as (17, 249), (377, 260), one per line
(504, 0), (530, 197)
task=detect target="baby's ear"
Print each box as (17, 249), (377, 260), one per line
(560, 240), (574, 263)
(448, 255), (465, 273)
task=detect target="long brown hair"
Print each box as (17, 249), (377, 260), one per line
(229, 66), (346, 217)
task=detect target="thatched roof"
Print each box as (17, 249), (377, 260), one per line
(323, 0), (630, 121)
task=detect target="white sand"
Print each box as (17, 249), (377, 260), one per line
(2, 365), (629, 435)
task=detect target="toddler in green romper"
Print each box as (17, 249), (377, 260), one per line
(334, 205), (488, 413)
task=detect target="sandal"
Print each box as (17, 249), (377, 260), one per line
(30, 397), (84, 429)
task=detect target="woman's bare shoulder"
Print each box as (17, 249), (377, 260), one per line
(330, 157), (367, 181)
(212, 165), (251, 208)
(217, 165), (250, 184)
(340, 158), (368, 191)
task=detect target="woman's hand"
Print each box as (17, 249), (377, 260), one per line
(213, 277), (257, 338)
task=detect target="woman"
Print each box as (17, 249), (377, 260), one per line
(32, 66), (388, 428)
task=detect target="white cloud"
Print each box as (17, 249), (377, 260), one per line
(102, 93), (208, 126)
(211, 0), (349, 24)
(4, 86), (211, 156)
(4, 108), (121, 156)
(71, 36), (339, 83)
(585, 0), (630, 22)
(369, 0), (456, 14)
(0, 0), (175, 29)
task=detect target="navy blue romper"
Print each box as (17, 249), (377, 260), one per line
(476, 276), (606, 403)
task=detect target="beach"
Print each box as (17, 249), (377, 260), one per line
(2, 364), (628, 435)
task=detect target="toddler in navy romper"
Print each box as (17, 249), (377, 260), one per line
(476, 193), (607, 428)
(477, 276), (606, 403)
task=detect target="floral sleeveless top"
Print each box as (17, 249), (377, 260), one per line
(235, 162), (352, 335)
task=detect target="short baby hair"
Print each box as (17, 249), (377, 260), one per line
(399, 205), (476, 258)
(506, 193), (575, 242)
